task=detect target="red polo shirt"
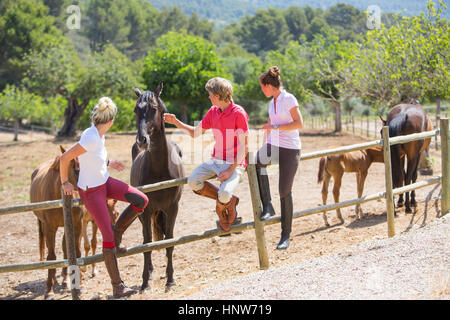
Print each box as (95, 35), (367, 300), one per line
(200, 101), (249, 167)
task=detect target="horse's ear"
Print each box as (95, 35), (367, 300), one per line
(155, 81), (163, 97)
(134, 88), (142, 98)
(59, 145), (66, 154)
(379, 116), (386, 126)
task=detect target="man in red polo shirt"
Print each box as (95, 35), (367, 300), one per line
(164, 77), (249, 232)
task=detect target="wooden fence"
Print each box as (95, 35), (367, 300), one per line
(0, 119), (448, 300)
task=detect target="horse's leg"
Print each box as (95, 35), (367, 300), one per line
(411, 166), (418, 208)
(44, 224), (57, 300)
(405, 154), (420, 213)
(355, 172), (362, 219)
(140, 209), (153, 291)
(73, 214), (84, 288)
(164, 205), (179, 290)
(91, 223), (98, 277)
(332, 173), (344, 224)
(357, 170), (369, 219)
(321, 172), (331, 227)
(397, 156), (405, 208)
(81, 218), (89, 273)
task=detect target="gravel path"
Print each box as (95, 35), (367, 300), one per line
(186, 215), (449, 300)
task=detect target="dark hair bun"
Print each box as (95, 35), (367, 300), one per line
(269, 66), (280, 77)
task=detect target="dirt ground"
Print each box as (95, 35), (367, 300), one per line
(0, 127), (443, 300)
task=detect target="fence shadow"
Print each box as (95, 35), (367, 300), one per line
(0, 279), (47, 300)
(346, 212), (388, 229)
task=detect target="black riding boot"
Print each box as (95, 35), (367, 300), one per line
(256, 167), (276, 221)
(277, 193), (293, 250)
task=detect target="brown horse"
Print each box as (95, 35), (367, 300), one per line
(30, 145), (83, 300)
(80, 199), (119, 277)
(317, 146), (384, 227)
(131, 82), (185, 291)
(380, 101), (432, 213)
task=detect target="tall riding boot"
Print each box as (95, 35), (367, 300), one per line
(102, 247), (137, 298)
(256, 167), (276, 220)
(195, 182), (237, 232)
(277, 193), (293, 250)
(193, 181), (219, 200)
(216, 200), (231, 232)
(114, 206), (140, 254)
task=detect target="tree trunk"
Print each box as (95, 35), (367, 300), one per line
(331, 100), (342, 132)
(13, 119), (19, 141)
(57, 98), (88, 137)
(180, 102), (188, 124)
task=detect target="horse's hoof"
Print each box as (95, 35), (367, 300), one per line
(45, 293), (55, 300)
(397, 202), (404, 208)
(165, 281), (176, 292)
(405, 207), (412, 214)
(140, 283), (150, 292)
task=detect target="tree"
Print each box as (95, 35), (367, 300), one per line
(0, 85), (41, 141)
(84, 0), (131, 52)
(304, 32), (358, 132)
(324, 3), (366, 42)
(23, 44), (141, 137)
(345, 0), (449, 110)
(142, 31), (230, 123)
(237, 8), (291, 55)
(283, 6), (309, 41)
(0, 0), (62, 90)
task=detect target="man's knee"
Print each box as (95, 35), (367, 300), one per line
(187, 174), (204, 192)
(218, 190), (232, 204)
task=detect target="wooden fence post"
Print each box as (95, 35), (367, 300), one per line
(382, 126), (396, 237)
(61, 192), (81, 300)
(440, 118), (449, 216)
(246, 161), (269, 270)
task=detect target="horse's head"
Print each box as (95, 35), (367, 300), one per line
(51, 145), (80, 187)
(133, 82), (167, 150)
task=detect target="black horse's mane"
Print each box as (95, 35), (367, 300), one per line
(141, 90), (168, 113)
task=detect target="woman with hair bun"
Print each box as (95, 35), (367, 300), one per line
(256, 66), (303, 250)
(59, 97), (149, 298)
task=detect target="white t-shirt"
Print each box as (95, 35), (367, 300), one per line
(267, 90), (302, 150)
(77, 125), (109, 190)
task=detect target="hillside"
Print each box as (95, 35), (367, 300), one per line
(147, 0), (449, 24)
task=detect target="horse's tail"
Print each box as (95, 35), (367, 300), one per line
(37, 219), (45, 261)
(151, 211), (165, 242)
(318, 157), (327, 184)
(388, 113), (408, 188)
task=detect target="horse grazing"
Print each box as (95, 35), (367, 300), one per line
(30, 145), (83, 300)
(380, 101), (432, 213)
(317, 146), (384, 227)
(131, 82), (185, 291)
(80, 199), (119, 277)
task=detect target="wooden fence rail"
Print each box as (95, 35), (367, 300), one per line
(0, 130), (440, 216)
(0, 120), (448, 302)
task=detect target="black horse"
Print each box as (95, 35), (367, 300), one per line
(380, 101), (432, 213)
(131, 82), (185, 291)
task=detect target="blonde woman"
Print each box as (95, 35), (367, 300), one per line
(60, 97), (148, 298)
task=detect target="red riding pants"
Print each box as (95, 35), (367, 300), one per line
(78, 177), (148, 248)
